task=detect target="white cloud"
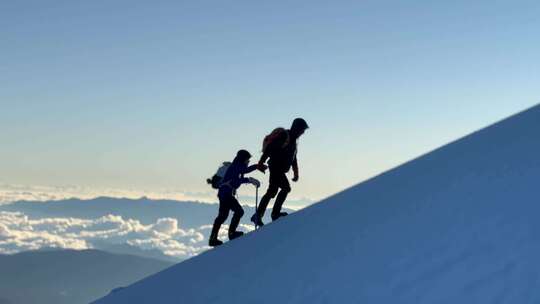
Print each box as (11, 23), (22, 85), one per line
(0, 211), (213, 260)
(0, 183), (314, 260)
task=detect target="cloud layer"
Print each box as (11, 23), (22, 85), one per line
(0, 211), (252, 260)
(0, 183), (312, 260)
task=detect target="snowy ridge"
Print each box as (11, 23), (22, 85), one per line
(95, 104), (540, 303)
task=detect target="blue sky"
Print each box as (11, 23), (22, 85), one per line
(1, 1), (538, 204)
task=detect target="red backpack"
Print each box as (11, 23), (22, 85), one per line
(262, 128), (289, 153)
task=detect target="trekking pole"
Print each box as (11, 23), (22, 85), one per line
(255, 185), (259, 230)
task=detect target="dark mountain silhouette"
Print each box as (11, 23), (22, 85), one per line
(0, 249), (172, 304)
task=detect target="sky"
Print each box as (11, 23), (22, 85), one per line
(1, 0), (539, 206)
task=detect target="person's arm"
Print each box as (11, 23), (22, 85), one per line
(258, 151), (270, 171)
(240, 176), (260, 187)
(239, 172), (260, 187)
(239, 164), (258, 184)
(244, 164), (259, 174)
(292, 156), (299, 182)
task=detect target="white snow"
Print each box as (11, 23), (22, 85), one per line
(94, 104), (540, 303)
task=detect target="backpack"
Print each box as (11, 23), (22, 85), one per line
(206, 162), (232, 189)
(262, 128), (289, 153)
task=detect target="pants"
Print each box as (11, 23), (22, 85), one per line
(256, 168), (291, 219)
(210, 192), (244, 240)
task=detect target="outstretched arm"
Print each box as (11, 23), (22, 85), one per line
(244, 164), (259, 174)
(257, 152), (270, 173)
(239, 164), (261, 184)
(258, 152), (269, 167)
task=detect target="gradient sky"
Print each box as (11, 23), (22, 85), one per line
(1, 1), (538, 204)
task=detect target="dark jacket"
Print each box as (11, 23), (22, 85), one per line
(218, 161), (258, 196)
(263, 130), (298, 173)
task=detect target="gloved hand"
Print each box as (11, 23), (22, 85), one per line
(248, 177), (261, 188)
(292, 171), (299, 182)
(257, 162), (267, 173)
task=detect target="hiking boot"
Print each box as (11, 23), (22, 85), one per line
(250, 214), (265, 227)
(208, 238), (223, 247)
(271, 212), (288, 221)
(228, 231), (244, 240)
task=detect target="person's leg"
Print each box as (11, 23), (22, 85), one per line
(228, 196), (245, 240)
(209, 195), (230, 246)
(271, 172), (291, 220)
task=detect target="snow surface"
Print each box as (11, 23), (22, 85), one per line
(94, 104), (540, 303)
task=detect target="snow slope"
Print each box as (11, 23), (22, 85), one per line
(94, 104), (540, 304)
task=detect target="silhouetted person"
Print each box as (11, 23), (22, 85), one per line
(209, 150), (263, 247)
(251, 118), (309, 226)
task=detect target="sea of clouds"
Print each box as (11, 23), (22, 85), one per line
(0, 183), (312, 260)
(0, 211), (254, 259)
(0, 184), (233, 260)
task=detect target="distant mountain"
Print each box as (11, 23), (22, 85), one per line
(91, 241), (180, 263)
(0, 249), (172, 304)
